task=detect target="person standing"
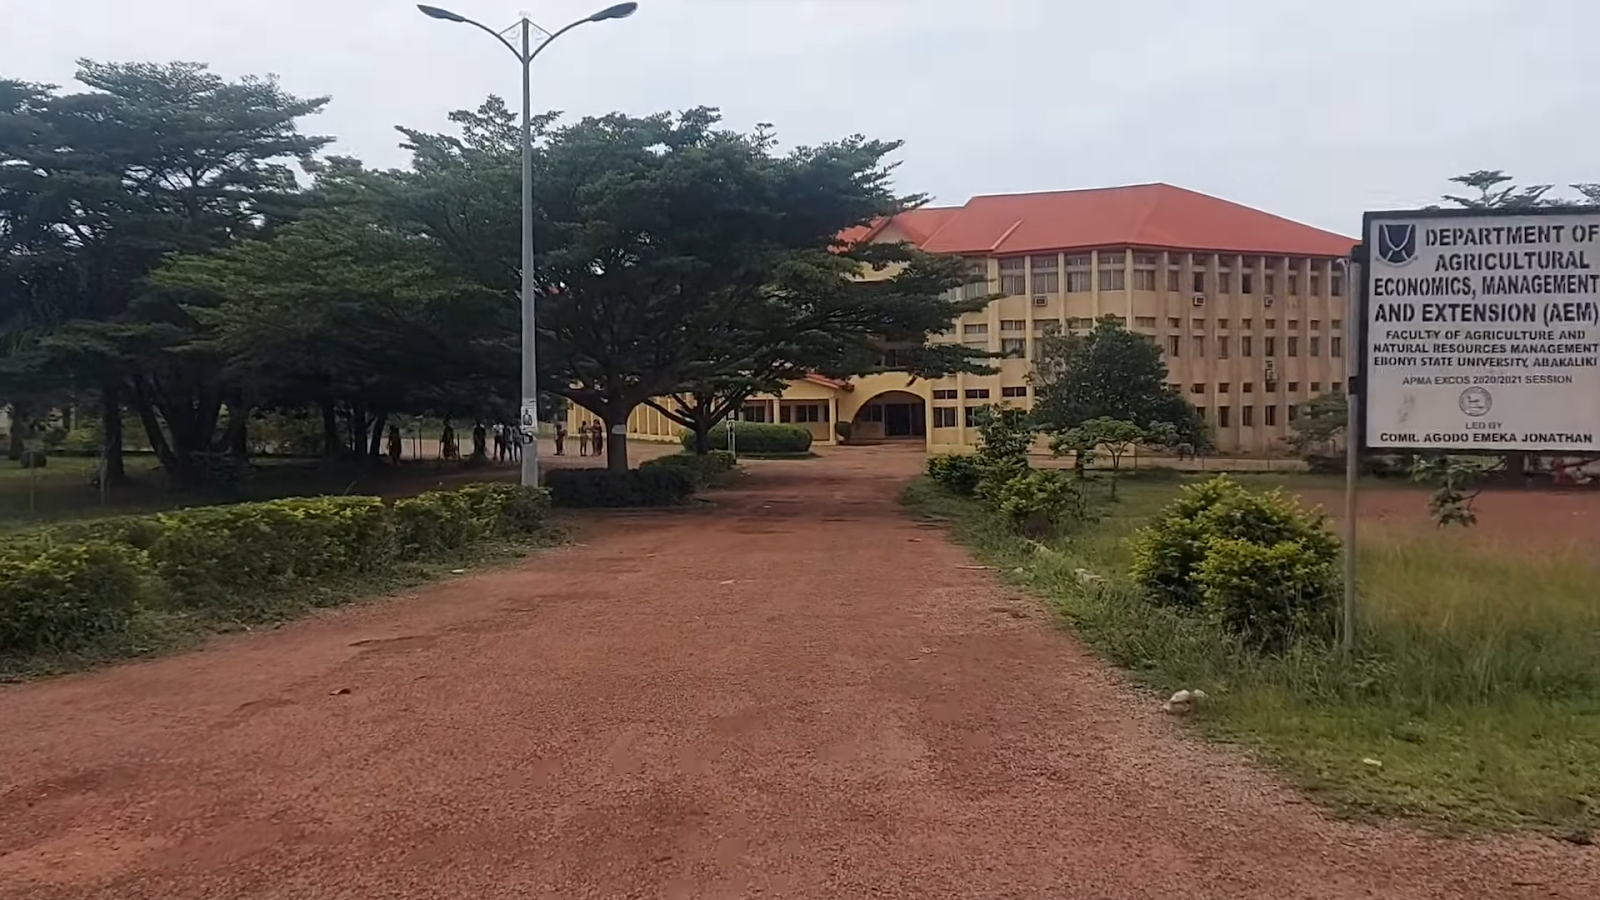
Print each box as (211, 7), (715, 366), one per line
(591, 421), (606, 461)
(554, 420), (568, 456)
(440, 422), (456, 460)
(471, 421), (488, 461)
(387, 424), (403, 465)
(577, 422), (591, 457)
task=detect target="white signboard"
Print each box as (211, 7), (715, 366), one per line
(518, 400), (538, 445)
(1363, 209), (1600, 451)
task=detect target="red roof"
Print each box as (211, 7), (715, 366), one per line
(803, 372), (853, 391)
(852, 184), (1354, 259)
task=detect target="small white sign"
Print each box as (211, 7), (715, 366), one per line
(1363, 209), (1600, 452)
(518, 401), (538, 445)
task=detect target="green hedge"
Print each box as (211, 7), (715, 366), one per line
(683, 422), (812, 455)
(544, 467), (697, 508)
(640, 450), (737, 487)
(0, 483), (551, 661)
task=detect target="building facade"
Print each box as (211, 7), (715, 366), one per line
(590, 183), (1357, 455)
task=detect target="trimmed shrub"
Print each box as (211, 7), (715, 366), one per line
(144, 497), (396, 605)
(545, 467), (697, 508)
(0, 542), (157, 655)
(993, 468), (1086, 536)
(686, 422), (812, 455)
(642, 450), (737, 487)
(393, 484), (551, 558)
(1196, 537), (1338, 649)
(925, 453), (984, 496)
(1130, 476), (1339, 609)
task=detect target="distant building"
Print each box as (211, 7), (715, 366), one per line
(593, 182), (1356, 455)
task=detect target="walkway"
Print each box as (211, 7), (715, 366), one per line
(1, 447), (1594, 899)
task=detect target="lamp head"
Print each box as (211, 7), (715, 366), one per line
(589, 2), (638, 22)
(417, 5), (468, 22)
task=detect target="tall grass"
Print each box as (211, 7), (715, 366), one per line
(903, 474), (1600, 835)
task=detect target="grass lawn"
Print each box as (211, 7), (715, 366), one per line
(903, 472), (1600, 839)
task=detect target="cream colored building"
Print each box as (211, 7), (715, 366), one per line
(593, 183), (1357, 456)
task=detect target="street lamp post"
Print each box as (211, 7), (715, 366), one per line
(417, 2), (639, 488)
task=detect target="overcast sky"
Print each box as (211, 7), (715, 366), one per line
(4, 0), (1595, 236)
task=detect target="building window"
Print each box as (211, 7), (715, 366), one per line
(1196, 407), (1208, 422)
(1288, 336), (1300, 357)
(1241, 335), (1253, 357)
(1310, 268), (1322, 296)
(1192, 270), (1206, 294)
(741, 404), (768, 423)
(1265, 379), (1278, 393)
(1332, 272), (1345, 296)
(1166, 265), (1181, 292)
(1065, 255), (1091, 292)
(1288, 404), (1298, 422)
(1242, 318), (1253, 329)
(1310, 336), (1321, 356)
(1332, 319), (1343, 330)
(962, 258), (989, 300)
(1034, 319), (1062, 336)
(1000, 319), (1026, 332)
(965, 388), (990, 399)
(1192, 336), (1205, 357)
(963, 406), (983, 427)
(933, 406), (957, 428)
(1241, 266), (1254, 295)
(1001, 386), (1028, 398)
(1067, 317), (1094, 330)
(863, 404), (884, 422)
(1266, 267), (1279, 296)
(1265, 336), (1277, 356)
(1000, 337), (1026, 358)
(1029, 254), (1059, 294)
(932, 389), (958, 400)
(1289, 319), (1300, 332)
(1331, 336), (1343, 357)
(1218, 318), (1230, 329)
(1191, 317), (1205, 331)
(1266, 318), (1278, 330)
(1242, 382), (1254, 394)
(1311, 381), (1322, 393)
(1133, 253), (1158, 291)
(1311, 319), (1322, 331)
(1218, 336), (1230, 359)
(1168, 317), (1180, 328)
(1242, 406), (1254, 427)
(1288, 381), (1300, 393)
(963, 323), (988, 335)
(783, 403), (824, 423)
(1219, 382), (1231, 394)
(1167, 335), (1181, 356)
(1168, 383), (1181, 394)
(1218, 406), (1231, 428)
(1135, 316), (1157, 329)
(1098, 251), (1126, 291)
(1191, 383), (1205, 394)
(1265, 405), (1278, 426)
(999, 257), (1026, 295)
(1216, 264), (1232, 295)
(1288, 271), (1300, 295)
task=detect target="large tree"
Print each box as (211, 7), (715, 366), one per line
(1, 61), (329, 485)
(375, 102), (988, 471)
(1031, 316), (1207, 453)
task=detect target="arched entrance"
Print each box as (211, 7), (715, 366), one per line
(850, 390), (926, 443)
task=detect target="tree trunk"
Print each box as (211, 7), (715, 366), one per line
(220, 394), (249, 460)
(368, 411), (388, 459)
(321, 401), (340, 458)
(605, 413), (630, 473)
(6, 401), (29, 460)
(100, 381), (127, 486)
(693, 420), (713, 455)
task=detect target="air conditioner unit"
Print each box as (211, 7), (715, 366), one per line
(1263, 295), (1276, 308)
(1192, 293), (1206, 307)
(1032, 295), (1048, 307)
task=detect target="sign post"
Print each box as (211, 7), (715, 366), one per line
(1342, 254), (1363, 653)
(1360, 207), (1600, 455)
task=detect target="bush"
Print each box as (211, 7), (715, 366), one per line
(926, 454), (984, 496)
(545, 467), (697, 508)
(19, 449), (46, 469)
(0, 543), (157, 655)
(143, 497), (396, 605)
(687, 422), (812, 455)
(1195, 537), (1338, 649)
(1130, 476), (1339, 609)
(992, 469), (1086, 536)
(392, 484), (551, 558)
(641, 450), (737, 487)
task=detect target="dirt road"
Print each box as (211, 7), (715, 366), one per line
(2, 447), (1595, 899)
